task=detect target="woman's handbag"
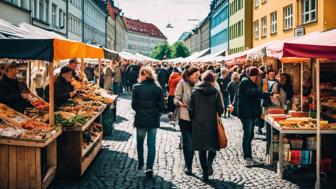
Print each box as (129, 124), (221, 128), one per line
(217, 114), (228, 149)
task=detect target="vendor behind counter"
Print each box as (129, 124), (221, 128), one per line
(0, 64), (32, 113)
(45, 66), (77, 108)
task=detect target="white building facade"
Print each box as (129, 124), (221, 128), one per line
(67, 0), (82, 41)
(0, 0), (31, 25)
(123, 17), (167, 56)
(30, 0), (67, 37)
(83, 0), (107, 47)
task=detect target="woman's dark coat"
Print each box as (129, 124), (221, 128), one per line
(0, 74), (31, 113)
(189, 82), (224, 151)
(131, 79), (164, 128)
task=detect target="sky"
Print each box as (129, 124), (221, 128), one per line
(116, 0), (211, 44)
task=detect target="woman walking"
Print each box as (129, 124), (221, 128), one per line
(174, 67), (201, 175)
(167, 67), (182, 122)
(131, 66), (164, 177)
(189, 71), (224, 181)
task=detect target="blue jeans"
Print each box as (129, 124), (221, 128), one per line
(112, 82), (121, 95)
(178, 119), (195, 170)
(136, 128), (157, 169)
(241, 118), (255, 159)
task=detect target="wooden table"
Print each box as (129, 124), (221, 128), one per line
(57, 105), (106, 179)
(265, 115), (336, 178)
(0, 127), (62, 189)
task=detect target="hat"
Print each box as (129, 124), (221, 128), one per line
(60, 66), (72, 75)
(173, 67), (182, 73)
(247, 67), (259, 77)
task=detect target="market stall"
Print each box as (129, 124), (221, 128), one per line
(55, 81), (117, 178)
(263, 29), (336, 188)
(0, 18), (111, 187)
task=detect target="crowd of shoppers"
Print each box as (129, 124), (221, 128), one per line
(128, 59), (295, 181)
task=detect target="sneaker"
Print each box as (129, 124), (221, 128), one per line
(145, 169), (153, 177)
(184, 167), (192, 175)
(244, 158), (253, 167)
(252, 160), (264, 167)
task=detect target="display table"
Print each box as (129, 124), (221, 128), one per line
(265, 115), (336, 178)
(0, 127), (61, 189)
(57, 105), (106, 179)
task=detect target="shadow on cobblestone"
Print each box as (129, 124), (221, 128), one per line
(115, 115), (129, 124)
(159, 126), (179, 132)
(103, 129), (132, 142)
(49, 150), (178, 189)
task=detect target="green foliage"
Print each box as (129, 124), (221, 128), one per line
(171, 41), (190, 58)
(150, 41), (191, 60)
(151, 43), (172, 60)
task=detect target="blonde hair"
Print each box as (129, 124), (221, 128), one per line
(139, 66), (157, 82)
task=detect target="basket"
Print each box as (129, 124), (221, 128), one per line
(306, 136), (317, 150)
(290, 139), (304, 150)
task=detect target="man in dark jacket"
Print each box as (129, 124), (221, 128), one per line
(127, 63), (141, 90)
(217, 68), (231, 117)
(238, 67), (272, 167)
(131, 67), (164, 177)
(0, 64), (32, 113)
(54, 67), (77, 107)
(157, 64), (169, 96)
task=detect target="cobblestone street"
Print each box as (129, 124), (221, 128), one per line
(49, 96), (303, 189)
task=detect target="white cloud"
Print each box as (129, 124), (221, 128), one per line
(117, 0), (211, 44)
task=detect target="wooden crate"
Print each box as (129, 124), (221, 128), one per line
(0, 130), (60, 189)
(57, 120), (103, 179)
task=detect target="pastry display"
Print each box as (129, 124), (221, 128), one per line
(278, 117), (330, 129)
(0, 103), (31, 125)
(0, 119), (57, 141)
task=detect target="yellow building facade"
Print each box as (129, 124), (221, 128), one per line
(252, 0), (336, 47)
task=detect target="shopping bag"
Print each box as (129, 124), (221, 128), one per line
(217, 114), (228, 149)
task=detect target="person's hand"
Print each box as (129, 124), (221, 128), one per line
(69, 90), (77, 97)
(178, 101), (188, 108)
(21, 93), (29, 99)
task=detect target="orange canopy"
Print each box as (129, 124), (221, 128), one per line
(53, 39), (104, 61)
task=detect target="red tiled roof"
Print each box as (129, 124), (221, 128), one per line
(107, 0), (120, 20)
(122, 17), (167, 39)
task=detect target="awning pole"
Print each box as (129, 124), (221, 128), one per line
(81, 58), (84, 82)
(49, 61), (55, 127)
(315, 58), (321, 189)
(301, 62), (304, 111)
(98, 58), (102, 85)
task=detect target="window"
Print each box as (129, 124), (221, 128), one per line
(284, 5), (293, 30)
(33, 0), (38, 18)
(302, 0), (317, 24)
(20, 0), (27, 9)
(45, 0), (49, 23)
(52, 3), (57, 28)
(270, 12), (277, 34)
(39, 0), (44, 20)
(255, 0), (260, 8)
(59, 9), (63, 28)
(261, 16), (267, 36)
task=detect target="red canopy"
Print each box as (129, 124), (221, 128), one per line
(267, 29), (336, 59)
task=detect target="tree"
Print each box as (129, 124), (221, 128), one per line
(151, 43), (172, 60)
(171, 41), (190, 58)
